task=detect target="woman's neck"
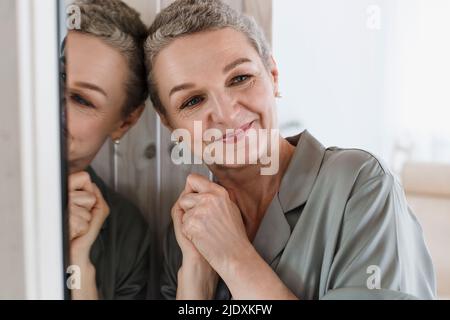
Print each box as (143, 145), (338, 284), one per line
(210, 137), (296, 240)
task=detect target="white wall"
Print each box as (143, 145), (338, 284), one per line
(0, 0), (25, 299)
(273, 0), (450, 169)
(392, 0), (450, 164)
(274, 0), (393, 160)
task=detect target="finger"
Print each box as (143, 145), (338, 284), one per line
(69, 171), (94, 193)
(181, 213), (196, 242)
(70, 204), (92, 222)
(181, 208), (193, 226)
(184, 174), (218, 194)
(69, 191), (96, 211)
(75, 184), (109, 247)
(171, 205), (184, 238)
(89, 184), (110, 232)
(178, 193), (203, 212)
(181, 207), (204, 238)
(172, 202), (182, 222)
(69, 214), (89, 240)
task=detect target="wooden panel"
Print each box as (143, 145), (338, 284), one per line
(123, 0), (160, 26)
(0, 0), (25, 299)
(243, 0), (272, 45)
(92, 0), (160, 205)
(91, 142), (114, 187)
(91, 1), (160, 229)
(92, 0), (161, 299)
(116, 0), (161, 299)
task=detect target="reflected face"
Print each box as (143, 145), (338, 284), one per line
(153, 28), (280, 168)
(65, 32), (128, 174)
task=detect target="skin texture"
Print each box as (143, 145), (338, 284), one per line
(65, 31), (144, 299)
(154, 28), (298, 300)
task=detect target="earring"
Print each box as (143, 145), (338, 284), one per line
(113, 139), (121, 145)
(275, 92), (283, 99)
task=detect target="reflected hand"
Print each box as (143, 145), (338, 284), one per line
(69, 172), (109, 263)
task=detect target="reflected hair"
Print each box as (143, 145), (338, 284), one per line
(70, 0), (149, 117)
(144, 0), (271, 116)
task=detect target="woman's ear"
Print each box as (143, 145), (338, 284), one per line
(269, 56), (280, 97)
(110, 105), (145, 141)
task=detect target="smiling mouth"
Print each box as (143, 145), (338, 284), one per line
(222, 121), (255, 144)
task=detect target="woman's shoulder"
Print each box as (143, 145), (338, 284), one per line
(321, 146), (396, 189)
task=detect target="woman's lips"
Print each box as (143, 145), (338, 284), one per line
(222, 121), (255, 144)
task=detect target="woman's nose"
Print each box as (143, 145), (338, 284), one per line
(209, 93), (240, 126)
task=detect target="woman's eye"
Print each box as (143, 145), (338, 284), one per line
(230, 75), (252, 86)
(181, 96), (204, 109)
(71, 94), (94, 108)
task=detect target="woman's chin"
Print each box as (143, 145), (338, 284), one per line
(67, 156), (92, 175)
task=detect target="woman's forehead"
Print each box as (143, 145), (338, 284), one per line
(154, 28), (260, 80)
(66, 33), (128, 98)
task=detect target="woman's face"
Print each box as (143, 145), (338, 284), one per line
(65, 32), (135, 174)
(153, 28), (280, 168)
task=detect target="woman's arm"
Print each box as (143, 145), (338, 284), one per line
(70, 251), (99, 300)
(69, 172), (109, 300)
(220, 241), (297, 300)
(172, 194), (219, 300)
(177, 260), (219, 300)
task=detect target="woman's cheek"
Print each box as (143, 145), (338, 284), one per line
(74, 117), (110, 149)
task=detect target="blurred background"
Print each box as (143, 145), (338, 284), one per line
(0, 0), (449, 299)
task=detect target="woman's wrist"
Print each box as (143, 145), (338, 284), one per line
(216, 243), (298, 300)
(70, 247), (92, 268)
(177, 260), (218, 300)
(70, 260), (98, 300)
(216, 240), (256, 281)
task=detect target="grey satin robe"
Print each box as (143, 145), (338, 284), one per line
(161, 131), (436, 300)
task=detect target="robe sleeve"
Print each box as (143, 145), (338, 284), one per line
(321, 167), (436, 300)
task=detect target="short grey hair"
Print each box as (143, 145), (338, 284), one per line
(144, 0), (271, 116)
(70, 0), (149, 117)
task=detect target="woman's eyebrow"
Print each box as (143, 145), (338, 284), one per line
(169, 83), (196, 97)
(74, 81), (108, 97)
(223, 58), (252, 74)
(168, 58), (253, 98)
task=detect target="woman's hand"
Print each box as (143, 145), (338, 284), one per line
(68, 171), (109, 300)
(177, 174), (297, 300)
(178, 174), (252, 276)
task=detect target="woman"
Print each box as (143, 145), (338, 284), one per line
(63, 0), (150, 299)
(144, 0), (436, 300)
